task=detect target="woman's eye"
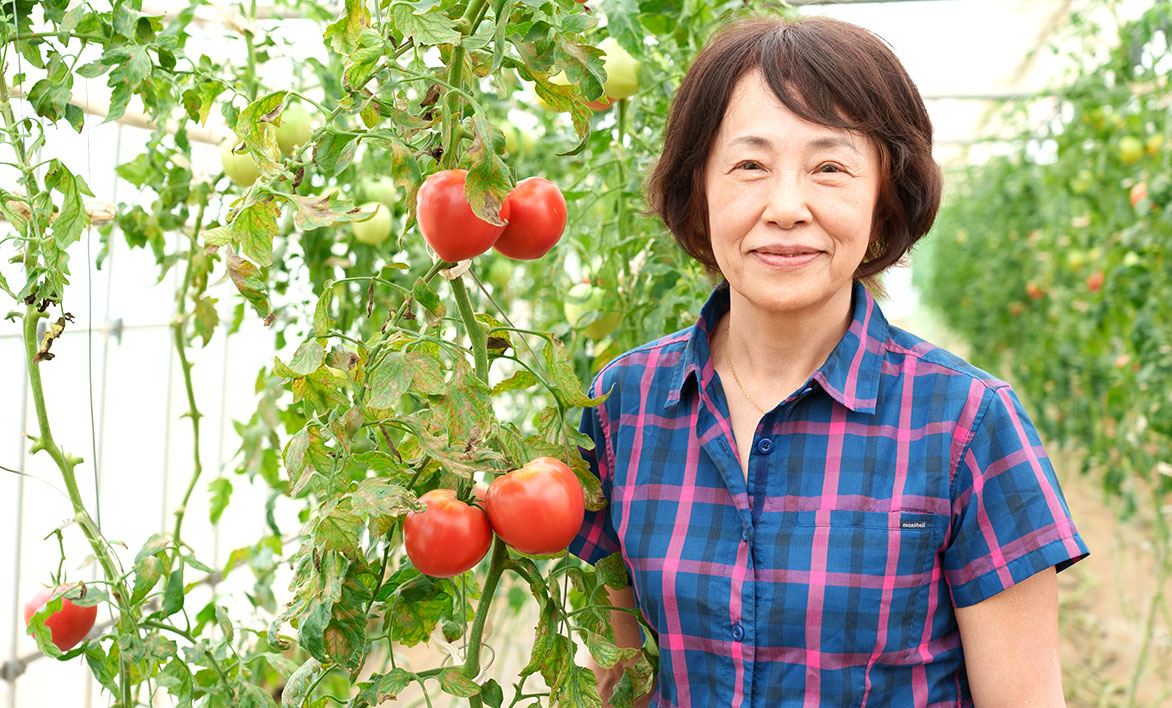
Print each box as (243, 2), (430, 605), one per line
(736, 161), (762, 171)
(818, 163), (844, 173)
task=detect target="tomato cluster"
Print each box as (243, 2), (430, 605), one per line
(416, 170), (567, 263)
(402, 457), (586, 577)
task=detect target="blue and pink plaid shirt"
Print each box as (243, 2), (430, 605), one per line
(570, 281), (1088, 707)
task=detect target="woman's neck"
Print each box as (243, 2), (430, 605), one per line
(718, 284), (855, 402)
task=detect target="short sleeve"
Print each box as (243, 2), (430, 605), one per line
(943, 384), (1089, 607)
(567, 377), (622, 566)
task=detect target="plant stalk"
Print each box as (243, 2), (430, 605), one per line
(171, 204), (207, 545)
(2, 62), (137, 708)
(451, 275), (489, 381)
(1126, 500), (1171, 708)
(439, 0), (491, 169)
(462, 538), (509, 708)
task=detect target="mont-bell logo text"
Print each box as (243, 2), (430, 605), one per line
(901, 514), (930, 530)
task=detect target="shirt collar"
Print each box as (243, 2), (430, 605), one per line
(667, 280), (888, 414)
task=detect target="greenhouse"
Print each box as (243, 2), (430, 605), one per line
(1, 0), (1169, 706)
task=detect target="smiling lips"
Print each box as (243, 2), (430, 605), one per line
(751, 245), (823, 268)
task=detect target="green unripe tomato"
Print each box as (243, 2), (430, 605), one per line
(501, 122), (536, 155)
(220, 141), (261, 187)
(364, 177), (397, 212)
(276, 103), (312, 156)
(564, 282), (621, 339)
(1119, 136), (1144, 166)
(598, 37), (640, 100)
(352, 202), (392, 246)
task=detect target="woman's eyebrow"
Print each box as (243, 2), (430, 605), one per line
(725, 134), (861, 154)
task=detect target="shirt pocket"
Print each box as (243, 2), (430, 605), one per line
(789, 510), (946, 660)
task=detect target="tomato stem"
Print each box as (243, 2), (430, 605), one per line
(171, 203), (207, 547)
(451, 275), (490, 381)
(462, 536), (508, 706)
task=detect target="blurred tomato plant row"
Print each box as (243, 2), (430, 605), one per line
(0, 0), (785, 706)
(915, 4), (1172, 697)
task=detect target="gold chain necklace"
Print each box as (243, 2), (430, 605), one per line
(723, 327), (767, 414)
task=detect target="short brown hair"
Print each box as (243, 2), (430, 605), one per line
(646, 15), (942, 284)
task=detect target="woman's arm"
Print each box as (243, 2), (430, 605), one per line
(954, 567), (1066, 707)
(589, 585), (651, 708)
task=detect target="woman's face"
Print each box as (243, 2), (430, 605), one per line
(704, 70), (881, 317)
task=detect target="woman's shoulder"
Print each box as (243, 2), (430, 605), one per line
(587, 326), (697, 398)
(881, 323), (1011, 394)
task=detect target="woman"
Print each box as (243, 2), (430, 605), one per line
(569, 15), (1088, 708)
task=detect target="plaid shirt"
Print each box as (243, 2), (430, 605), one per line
(570, 281), (1088, 708)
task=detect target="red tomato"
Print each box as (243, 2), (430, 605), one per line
(1086, 271), (1104, 292)
(24, 584), (98, 651)
(494, 178), (568, 260)
(417, 169), (511, 262)
(403, 489), (493, 577)
(485, 457), (585, 555)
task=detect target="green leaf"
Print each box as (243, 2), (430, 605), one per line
(549, 660), (602, 708)
(324, 560), (373, 669)
(387, 572), (450, 646)
(465, 117), (512, 227)
(544, 339), (609, 408)
(390, 4), (461, 46)
(429, 356), (495, 443)
(181, 79), (226, 125)
(237, 681), (279, 708)
(350, 478), (419, 536)
(290, 339), (326, 376)
(281, 658), (324, 708)
(45, 160), (92, 249)
(412, 277), (445, 322)
(491, 369), (539, 396)
(314, 286), (334, 339)
(353, 450), (403, 474)
(596, 552), (629, 590)
(283, 427), (311, 492)
(290, 192), (365, 231)
(135, 532), (171, 563)
(131, 554), (163, 603)
(520, 599), (559, 677)
(158, 564), (184, 618)
(236, 90), (287, 150)
(324, 0), (369, 54)
(585, 632), (636, 670)
(214, 604), (235, 642)
(354, 668), (415, 707)
(208, 477), (232, 524)
(314, 500), (363, 559)
(192, 295), (219, 347)
(438, 668), (481, 698)
(292, 366), (351, 415)
(206, 200), (282, 267)
(480, 678), (504, 708)
(366, 351), (412, 408)
(313, 131), (358, 177)
(222, 249), (273, 325)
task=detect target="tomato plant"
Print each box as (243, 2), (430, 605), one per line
(485, 457), (586, 555)
(915, 6), (1172, 701)
(495, 177), (568, 260)
(23, 585), (98, 652)
(0, 0), (754, 704)
(404, 489), (494, 578)
(418, 169), (511, 262)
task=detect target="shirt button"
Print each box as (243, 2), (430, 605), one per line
(756, 438), (773, 454)
(741, 526), (751, 542)
(731, 623), (745, 642)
